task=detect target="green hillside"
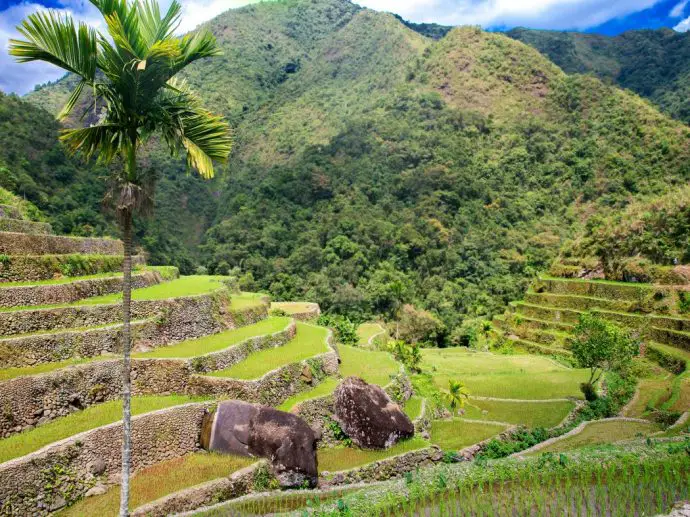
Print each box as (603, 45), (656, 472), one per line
(18, 0), (690, 341)
(506, 27), (690, 124)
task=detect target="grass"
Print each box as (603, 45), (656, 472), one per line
(356, 323), (385, 345)
(429, 419), (508, 451)
(669, 374), (690, 413)
(403, 396), (423, 420)
(532, 420), (660, 454)
(207, 322), (328, 379)
(339, 345), (399, 386)
(0, 355), (109, 381)
(0, 395), (210, 464)
(230, 292), (268, 311)
(75, 275), (227, 305)
(318, 436), (429, 472)
(133, 317), (291, 359)
(271, 301), (316, 314)
(61, 452), (254, 516)
(202, 489), (362, 516)
(277, 377), (340, 411)
(421, 348), (588, 399)
(462, 399), (575, 428)
(622, 376), (674, 418)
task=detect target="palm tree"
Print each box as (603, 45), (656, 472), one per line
(10, 2), (231, 514)
(443, 380), (470, 415)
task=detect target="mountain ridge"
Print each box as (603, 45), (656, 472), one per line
(8, 0), (690, 341)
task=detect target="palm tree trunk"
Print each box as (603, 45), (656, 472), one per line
(119, 208), (133, 517)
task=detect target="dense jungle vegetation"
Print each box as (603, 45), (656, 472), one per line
(5, 0), (690, 344)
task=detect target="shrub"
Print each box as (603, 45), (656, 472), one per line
(395, 304), (445, 346)
(316, 314), (359, 346)
(387, 339), (422, 373)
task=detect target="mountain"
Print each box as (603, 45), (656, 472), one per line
(17, 0), (690, 342)
(506, 27), (690, 125)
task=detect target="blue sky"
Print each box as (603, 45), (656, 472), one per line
(1, 0), (689, 94)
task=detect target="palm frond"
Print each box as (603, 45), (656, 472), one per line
(9, 10), (97, 81)
(57, 79), (86, 121)
(137, 0), (181, 48)
(60, 124), (125, 163)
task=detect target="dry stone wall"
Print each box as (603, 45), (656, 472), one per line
(0, 231), (123, 255)
(0, 269), (165, 308)
(0, 404), (209, 516)
(0, 254), (145, 283)
(0, 317), (291, 437)
(0, 218), (51, 235)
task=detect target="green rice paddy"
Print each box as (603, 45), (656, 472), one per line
(530, 420), (660, 455)
(207, 322), (329, 379)
(133, 317), (290, 359)
(356, 323), (385, 345)
(463, 399), (575, 428)
(421, 348), (589, 399)
(318, 436), (429, 472)
(429, 419), (508, 451)
(277, 377), (340, 412)
(339, 345), (399, 386)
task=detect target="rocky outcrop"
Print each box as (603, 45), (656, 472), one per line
(333, 377), (414, 449)
(202, 400), (319, 488)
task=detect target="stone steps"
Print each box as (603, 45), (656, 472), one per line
(512, 302), (582, 325)
(0, 269), (163, 308)
(0, 231), (123, 256)
(649, 327), (690, 353)
(0, 218), (52, 235)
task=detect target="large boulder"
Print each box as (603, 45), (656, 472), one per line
(201, 400), (318, 488)
(333, 376), (414, 449)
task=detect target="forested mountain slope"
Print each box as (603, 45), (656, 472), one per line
(20, 0), (690, 340)
(507, 27), (690, 124)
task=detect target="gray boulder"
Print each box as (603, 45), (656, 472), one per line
(333, 376), (414, 449)
(201, 400), (318, 488)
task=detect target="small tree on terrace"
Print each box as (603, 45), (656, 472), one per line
(571, 313), (639, 401)
(9, 2), (231, 514)
(443, 379), (470, 415)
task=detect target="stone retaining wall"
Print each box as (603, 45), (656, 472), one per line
(0, 317), (159, 368)
(0, 404), (209, 515)
(0, 231), (123, 256)
(0, 204), (22, 219)
(0, 269), (166, 308)
(131, 462), (266, 517)
(0, 287), (222, 337)
(0, 218), (52, 235)
(320, 446), (444, 487)
(0, 254), (146, 283)
(0, 288), (232, 368)
(0, 320), (293, 437)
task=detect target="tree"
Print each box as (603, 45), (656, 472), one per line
(571, 313), (639, 401)
(443, 380), (470, 415)
(9, 3), (231, 515)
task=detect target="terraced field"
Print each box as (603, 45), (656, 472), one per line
(494, 275), (690, 430)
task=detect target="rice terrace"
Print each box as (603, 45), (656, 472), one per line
(0, 0), (689, 515)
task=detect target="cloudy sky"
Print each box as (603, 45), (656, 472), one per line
(1, 0), (689, 94)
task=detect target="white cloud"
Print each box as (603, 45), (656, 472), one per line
(675, 15), (690, 30)
(0, 1), (103, 94)
(670, 0), (688, 17)
(175, 0), (256, 34)
(356, 0), (663, 29)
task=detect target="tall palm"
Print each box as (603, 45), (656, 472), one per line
(9, 1), (231, 514)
